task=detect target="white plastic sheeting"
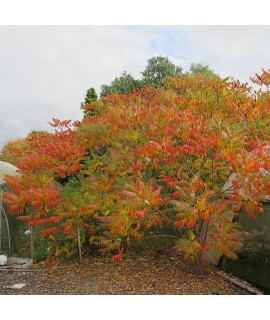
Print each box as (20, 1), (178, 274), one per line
(222, 170), (270, 201)
(0, 161), (20, 185)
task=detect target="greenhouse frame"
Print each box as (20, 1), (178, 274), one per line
(0, 160), (20, 255)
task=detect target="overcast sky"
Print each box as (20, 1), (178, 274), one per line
(1, 25), (270, 149)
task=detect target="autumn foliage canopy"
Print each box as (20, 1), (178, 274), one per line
(2, 70), (270, 265)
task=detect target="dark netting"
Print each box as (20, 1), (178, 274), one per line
(0, 183), (31, 257)
(219, 204), (270, 294)
(1, 203), (27, 256)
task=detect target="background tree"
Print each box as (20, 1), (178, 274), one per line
(0, 131), (49, 166)
(81, 87), (99, 117)
(100, 71), (142, 97)
(189, 63), (215, 75)
(141, 56), (182, 88)
(0, 138), (28, 166)
(83, 87), (98, 104)
(99, 56), (183, 97)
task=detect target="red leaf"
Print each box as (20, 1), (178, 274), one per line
(112, 246), (124, 262)
(203, 244), (211, 251)
(40, 227), (58, 236)
(172, 191), (180, 199)
(187, 219), (196, 229)
(135, 209), (147, 219)
(247, 209), (256, 219)
(64, 223), (71, 233)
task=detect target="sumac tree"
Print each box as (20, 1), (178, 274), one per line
(3, 70), (270, 269)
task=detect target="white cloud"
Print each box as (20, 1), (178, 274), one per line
(0, 26), (154, 148)
(183, 26), (270, 81)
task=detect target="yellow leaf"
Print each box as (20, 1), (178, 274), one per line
(188, 230), (195, 241)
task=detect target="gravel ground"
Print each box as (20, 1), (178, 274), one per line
(0, 249), (256, 295)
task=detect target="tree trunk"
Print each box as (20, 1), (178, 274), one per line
(30, 226), (34, 261)
(77, 223), (82, 264)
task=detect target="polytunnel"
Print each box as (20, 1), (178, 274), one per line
(0, 160), (21, 255)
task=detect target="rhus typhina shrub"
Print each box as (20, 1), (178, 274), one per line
(3, 71), (270, 269)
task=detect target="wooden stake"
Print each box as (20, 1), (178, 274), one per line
(217, 271), (264, 295)
(0, 268), (42, 272)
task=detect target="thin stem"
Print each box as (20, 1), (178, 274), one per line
(215, 170), (234, 198)
(77, 222), (82, 264)
(182, 159), (194, 176)
(195, 254), (204, 276)
(211, 157), (214, 190)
